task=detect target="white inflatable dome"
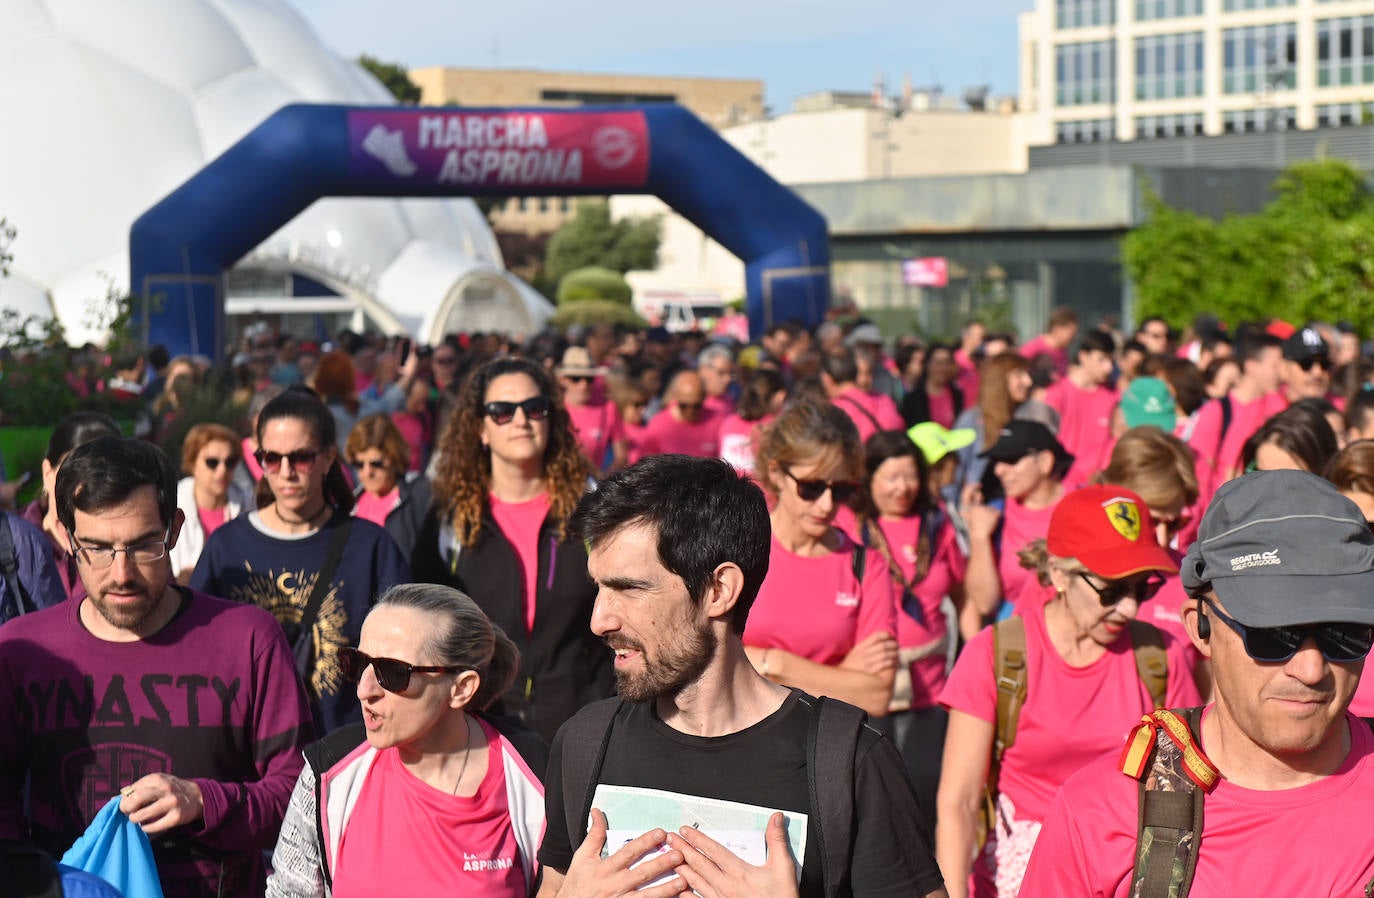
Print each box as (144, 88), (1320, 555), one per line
(0, 0), (552, 345)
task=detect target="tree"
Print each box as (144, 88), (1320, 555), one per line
(544, 201), (662, 289)
(1123, 159), (1374, 330)
(556, 266), (632, 305)
(357, 55), (421, 105)
(0, 217), (14, 276)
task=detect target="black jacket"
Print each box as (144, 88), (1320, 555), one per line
(901, 381), (965, 430)
(412, 504), (614, 744)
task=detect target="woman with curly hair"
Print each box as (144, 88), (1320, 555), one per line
(412, 356), (613, 743)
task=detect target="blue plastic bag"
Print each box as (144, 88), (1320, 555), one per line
(60, 796), (164, 898)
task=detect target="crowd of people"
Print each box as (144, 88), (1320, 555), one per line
(2, 305), (1374, 898)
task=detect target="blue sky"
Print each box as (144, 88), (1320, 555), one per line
(292, 0), (1030, 112)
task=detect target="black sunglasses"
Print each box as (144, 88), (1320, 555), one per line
(355, 459), (390, 472)
(1078, 571), (1166, 606)
(338, 646), (465, 693)
(784, 468), (860, 504)
(203, 456), (239, 472)
(254, 448), (321, 473)
(563, 375), (593, 384)
(1203, 599), (1374, 664)
(1295, 356), (1331, 372)
(483, 395), (552, 425)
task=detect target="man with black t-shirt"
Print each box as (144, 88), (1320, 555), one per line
(537, 455), (947, 898)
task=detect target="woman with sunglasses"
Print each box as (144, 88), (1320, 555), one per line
(742, 397), (899, 717)
(192, 388), (410, 732)
(169, 423), (249, 584)
(936, 485), (1200, 898)
(267, 583), (547, 898)
(346, 414), (433, 560)
(412, 357), (612, 744)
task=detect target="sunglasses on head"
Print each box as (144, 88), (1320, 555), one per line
(254, 448), (321, 473)
(1202, 599), (1374, 664)
(1078, 571), (1166, 606)
(784, 468), (860, 504)
(483, 395), (552, 425)
(337, 646), (465, 693)
(203, 456), (239, 472)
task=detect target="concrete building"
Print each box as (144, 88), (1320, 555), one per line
(1019, 0), (1374, 146)
(614, 89), (1032, 313)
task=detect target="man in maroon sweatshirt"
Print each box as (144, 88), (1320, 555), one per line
(0, 435), (313, 898)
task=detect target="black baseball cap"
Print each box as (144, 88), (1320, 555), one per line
(1282, 327), (1330, 363)
(979, 420), (1073, 471)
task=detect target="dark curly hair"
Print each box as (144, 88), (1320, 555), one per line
(432, 357), (593, 548)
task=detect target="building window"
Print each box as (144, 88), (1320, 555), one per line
(1134, 0), (1203, 20)
(1055, 40), (1117, 105)
(1223, 23), (1297, 94)
(1316, 16), (1374, 86)
(1224, 0), (1294, 9)
(1135, 32), (1205, 99)
(1056, 0), (1115, 29)
(1055, 118), (1116, 143)
(1134, 112), (1205, 138)
(1221, 106), (1296, 132)
(1317, 101), (1374, 125)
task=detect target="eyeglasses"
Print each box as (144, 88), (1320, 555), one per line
(202, 456), (239, 472)
(255, 448), (321, 473)
(483, 395), (552, 425)
(337, 646), (465, 693)
(69, 527), (171, 569)
(1296, 357), (1331, 372)
(354, 458), (390, 472)
(1077, 571), (1166, 606)
(783, 468), (860, 504)
(1202, 599), (1374, 664)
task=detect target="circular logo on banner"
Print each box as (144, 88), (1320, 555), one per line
(591, 126), (639, 169)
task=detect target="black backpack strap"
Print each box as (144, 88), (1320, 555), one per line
(1126, 707), (1215, 898)
(834, 393), (882, 432)
(0, 840), (63, 898)
(0, 511), (34, 622)
(806, 695), (866, 898)
(297, 517), (352, 646)
(559, 699), (624, 849)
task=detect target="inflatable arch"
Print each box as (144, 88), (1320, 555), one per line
(129, 103), (831, 358)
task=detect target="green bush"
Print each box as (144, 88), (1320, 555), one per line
(556, 266), (633, 306)
(549, 299), (647, 331)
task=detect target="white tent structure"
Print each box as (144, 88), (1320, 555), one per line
(0, 0), (552, 346)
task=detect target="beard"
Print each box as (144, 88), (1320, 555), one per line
(610, 619), (717, 704)
(88, 582), (164, 632)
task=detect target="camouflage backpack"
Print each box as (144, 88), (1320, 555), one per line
(1119, 707), (1218, 898)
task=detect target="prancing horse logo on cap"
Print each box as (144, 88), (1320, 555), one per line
(1102, 497), (1141, 541)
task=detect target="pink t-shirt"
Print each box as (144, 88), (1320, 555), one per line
(744, 531), (898, 665)
(196, 505), (227, 538)
(354, 488), (400, 529)
(718, 413), (770, 475)
(332, 719), (526, 898)
(1187, 390), (1288, 499)
(955, 348), (981, 408)
(242, 436), (263, 481)
(704, 393), (737, 418)
(566, 400), (620, 470)
(1021, 711), (1374, 897)
(999, 496), (1058, 609)
(832, 387), (904, 444)
(1043, 379), (1119, 489)
(878, 515), (967, 708)
(622, 420), (648, 465)
(639, 405), (721, 458)
(1019, 336), (1068, 377)
(940, 604), (1201, 897)
(489, 493), (551, 634)
(926, 389), (956, 429)
(391, 410), (431, 473)
(1351, 670), (1374, 717)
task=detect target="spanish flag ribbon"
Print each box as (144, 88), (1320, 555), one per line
(1118, 710), (1221, 792)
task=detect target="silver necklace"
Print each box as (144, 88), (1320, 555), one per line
(452, 715), (475, 795)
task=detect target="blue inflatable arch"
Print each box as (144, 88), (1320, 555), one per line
(129, 103), (830, 358)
